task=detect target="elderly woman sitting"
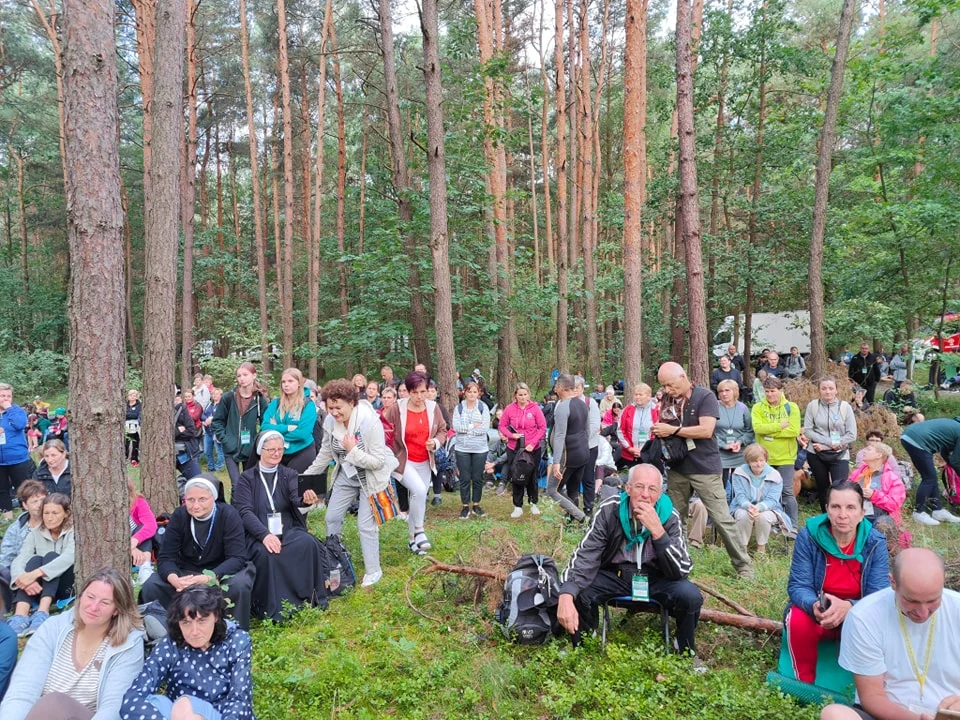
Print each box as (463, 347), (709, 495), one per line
(729, 444), (793, 554)
(849, 441), (907, 537)
(233, 431), (327, 622)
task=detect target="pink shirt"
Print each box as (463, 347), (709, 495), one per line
(498, 402), (547, 451)
(130, 496), (158, 544)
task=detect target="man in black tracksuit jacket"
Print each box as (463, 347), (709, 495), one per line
(556, 463), (703, 653)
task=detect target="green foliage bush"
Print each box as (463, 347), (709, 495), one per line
(0, 349), (69, 397)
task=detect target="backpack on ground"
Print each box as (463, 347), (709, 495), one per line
(434, 444), (459, 491)
(942, 465), (960, 507)
(322, 534), (356, 598)
(495, 553), (561, 645)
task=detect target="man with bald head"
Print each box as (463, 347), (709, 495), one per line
(651, 362), (753, 578)
(821, 548), (960, 720)
(556, 464), (703, 654)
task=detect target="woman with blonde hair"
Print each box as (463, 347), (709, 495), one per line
(1, 567), (145, 720)
(262, 368), (319, 494)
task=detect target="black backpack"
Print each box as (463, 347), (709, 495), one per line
(495, 554), (561, 644)
(322, 534), (356, 598)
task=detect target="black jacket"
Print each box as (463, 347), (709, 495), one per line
(559, 493), (693, 599)
(34, 460), (72, 497)
(174, 403), (201, 456)
(157, 502), (248, 579)
(849, 352), (881, 388)
(232, 464), (307, 542)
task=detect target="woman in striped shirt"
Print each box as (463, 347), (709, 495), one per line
(452, 381), (491, 520)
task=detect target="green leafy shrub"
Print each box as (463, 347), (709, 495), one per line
(0, 350), (69, 397)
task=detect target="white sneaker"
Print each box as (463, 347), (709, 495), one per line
(136, 565), (154, 585)
(932, 508), (960, 523)
(510, 507), (523, 519)
(530, 504), (541, 516)
(361, 571), (383, 587)
(913, 511), (941, 526)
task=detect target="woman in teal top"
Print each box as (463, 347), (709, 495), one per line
(261, 368), (319, 486)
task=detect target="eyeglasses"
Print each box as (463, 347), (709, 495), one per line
(261, 446), (284, 454)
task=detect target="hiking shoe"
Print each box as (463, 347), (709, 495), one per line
(913, 511), (940, 526)
(458, 506), (471, 520)
(932, 509), (960, 523)
(7, 615), (30, 637)
(495, 483), (507, 496)
(26, 611), (49, 635)
(431, 495), (442, 507)
(361, 571), (383, 587)
(472, 504), (486, 518)
(529, 504), (541, 515)
(510, 506), (523, 519)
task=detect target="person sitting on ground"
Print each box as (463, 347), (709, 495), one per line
(854, 431), (901, 479)
(849, 441), (907, 535)
(881, 380), (917, 414)
(710, 355), (743, 396)
(900, 417), (960, 526)
(128, 476), (157, 585)
(598, 386), (617, 415)
(785, 482), (889, 685)
(140, 475), (254, 630)
(714, 379), (753, 503)
(616, 383), (658, 470)
(601, 400), (623, 429)
(33, 439), (71, 497)
(0, 567), (144, 720)
(556, 464), (703, 655)
(304, 379), (398, 588)
(234, 431), (326, 621)
(7, 493), (75, 637)
(784, 347), (807, 380)
(0, 596), (15, 701)
(120, 585), (253, 720)
(820, 548), (960, 720)
(730, 444), (794, 554)
(0, 481), (47, 610)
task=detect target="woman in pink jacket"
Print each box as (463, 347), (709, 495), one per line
(848, 441), (909, 545)
(128, 476), (158, 584)
(498, 383), (546, 518)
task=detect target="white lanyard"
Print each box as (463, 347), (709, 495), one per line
(259, 470), (279, 515)
(190, 508), (216, 551)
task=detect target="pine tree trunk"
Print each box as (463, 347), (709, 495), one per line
(331, 19), (350, 359)
(378, 0), (429, 368)
(141, 0), (186, 515)
(131, 0), (156, 199)
(536, 0), (553, 280)
(622, 0), (648, 390)
(180, 0), (198, 390)
(420, 0), (458, 410)
(554, 0), (569, 372)
(809, 0), (858, 379)
(579, 0), (600, 383)
(121, 182), (141, 361)
(277, 0), (295, 368)
(676, 0), (709, 386)
(62, 0), (131, 578)
(526, 92), (540, 286)
(271, 91), (284, 322)
(239, 0), (270, 375)
(13, 149), (28, 289)
(29, 0), (68, 190)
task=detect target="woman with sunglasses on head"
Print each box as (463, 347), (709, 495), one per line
(120, 585), (253, 720)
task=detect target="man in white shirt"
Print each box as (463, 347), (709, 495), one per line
(821, 548), (960, 720)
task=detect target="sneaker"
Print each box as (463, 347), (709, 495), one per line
(737, 567), (756, 581)
(692, 656), (709, 675)
(7, 615), (30, 637)
(496, 483), (507, 496)
(932, 509), (960, 523)
(26, 611), (49, 635)
(396, 511), (408, 521)
(361, 571), (383, 587)
(913, 511), (941, 526)
(458, 506), (471, 520)
(472, 505), (486, 518)
(530, 504), (541, 515)
(431, 495), (442, 507)
(137, 565), (154, 585)
(511, 506), (523, 519)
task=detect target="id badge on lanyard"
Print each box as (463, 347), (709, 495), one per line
(260, 471), (282, 536)
(632, 546), (649, 601)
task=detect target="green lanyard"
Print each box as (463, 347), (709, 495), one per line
(898, 610), (937, 701)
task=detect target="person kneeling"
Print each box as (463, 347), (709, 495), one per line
(121, 586), (254, 720)
(556, 464), (703, 654)
(785, 481), (888, 685)
(730, 443), (794, 554)
(140, 475), (254, 630)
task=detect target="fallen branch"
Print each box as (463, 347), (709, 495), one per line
(405, 563), (442, 623)
(700, 608), (782, 634)
(692, 581), (757, 617)
(423, 556), (507, 583)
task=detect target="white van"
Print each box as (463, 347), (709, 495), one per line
(712, 311), (811, 358)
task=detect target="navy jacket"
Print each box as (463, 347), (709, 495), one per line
(786, 522), (889, 617)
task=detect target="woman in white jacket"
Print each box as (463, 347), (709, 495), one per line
(304, 378), (398, 587)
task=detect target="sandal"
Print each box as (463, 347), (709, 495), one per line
(408, 540), (428, 556)
(413, 531), (432, 552)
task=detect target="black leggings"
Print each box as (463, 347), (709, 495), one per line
(0, 459), (36, 512)
(13, 552), (74, 607)
(457, 450), (487, 505)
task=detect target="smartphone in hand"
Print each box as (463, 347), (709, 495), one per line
(818, 590), (832, 612)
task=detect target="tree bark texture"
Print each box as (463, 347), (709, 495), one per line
(675, 0), (709, 387)
(622, 0), (648, 390)
(579, 0), (600, 383)
(420, 0), (458, 411)
(62, 0), (133, 578)
(180, 0), (198, 390)
(239, 0), (271, 376)
(808, 0), (858, 379)
(554, 0), (569, 372)
(378, 0), (430, 369)
(331, 19), (350, 349)
(130, 0), (155, 199)
(141, 0), (187, 514)
(276, 0), (295, 368)
(29, 0), (68, 191)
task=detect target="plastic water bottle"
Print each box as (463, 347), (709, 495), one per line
(329, 565), (341, 593)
